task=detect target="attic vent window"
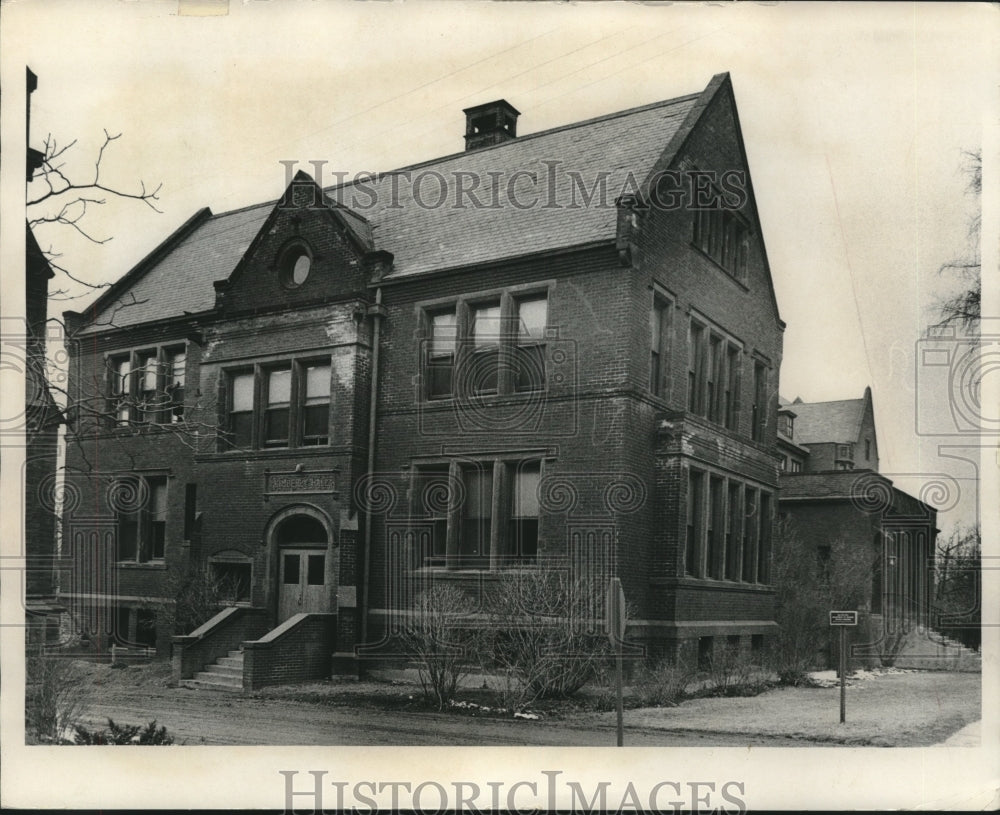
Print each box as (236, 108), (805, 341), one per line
(278, 242), (312, 289)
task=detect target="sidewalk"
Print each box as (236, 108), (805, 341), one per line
(938, 719), (981, 747)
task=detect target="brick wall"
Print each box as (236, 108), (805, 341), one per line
(242, 612), (336, 690)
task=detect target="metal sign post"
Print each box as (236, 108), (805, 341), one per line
(606, 578), (627, 747)
(829, 611), (858, 723)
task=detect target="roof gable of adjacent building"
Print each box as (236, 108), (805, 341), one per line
(786, 386), (875, 446)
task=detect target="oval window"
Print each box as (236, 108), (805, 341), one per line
(279, 245), (312, 289)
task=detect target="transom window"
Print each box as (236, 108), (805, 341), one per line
(222, 359), (330, 450)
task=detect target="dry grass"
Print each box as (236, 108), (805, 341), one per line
(621, 669), (979, 746)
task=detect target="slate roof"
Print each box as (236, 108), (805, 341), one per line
(88, 202), (271, 331)
(82, 83), (708, 331)
(786, 398), (866, 445)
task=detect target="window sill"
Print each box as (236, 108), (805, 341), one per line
(115, 560), (168, 570)
(199, 446), (336, 461)
(650, 576), (773, 591)
(411, 564), (539, 575)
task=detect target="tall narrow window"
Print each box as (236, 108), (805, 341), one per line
(462, 467), (493, 566)
(149, 477), (167, 559)
(166, 349), (186, 423)
(751, 362), (767, 442)
(263, 368), (291, 447)
(117, 492), (139, 561)
(707, 335), (723, 423)
(686, 470), (704, 576)
(725, 345), (740, 430)
(427, 311), (456, 399)
(301, 363), (330, 445)
(415, 466), (450, 566)
(183, 483), (197, 542)
(112, 356), (131, 426)
(514, 296), (547, 392)
(725, 482), (741, 580)
(228, 371), (254, 449)
(650, 296), (670, 398)
(757, 492), (771, 584)
(137, 351), (159, 423)
(707, 476), (724, 579)
(742, 488), (758, 582)
(509, 462), (540, 563)
(471, 304), (501, 394)
(688, 322), (706, 415)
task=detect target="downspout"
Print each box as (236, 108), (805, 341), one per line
(359, 286), (383, 668)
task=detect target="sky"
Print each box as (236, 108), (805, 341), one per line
(4, 0), (997, 536)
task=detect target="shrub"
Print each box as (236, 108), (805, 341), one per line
(630, 658), (693, 708)
(699, 645), (771, 697)
(481, 570), (611, 708)
(74, 718), (174, 745)
(397, 583), (481, 710)
(25, 650), (88, 744)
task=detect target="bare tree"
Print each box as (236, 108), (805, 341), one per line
(934, 150), (981, 332)
(934, 524), (981, 651)
(28, 129), (162, 298)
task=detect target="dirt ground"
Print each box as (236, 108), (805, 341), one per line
(63, 660), (979, 747)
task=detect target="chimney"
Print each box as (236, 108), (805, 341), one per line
(463, 100), (520, 151)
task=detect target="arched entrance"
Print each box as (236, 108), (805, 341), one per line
(267, 506), (336, 623)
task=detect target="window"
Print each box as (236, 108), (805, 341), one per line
(707, 335), (723, 423)
(693, 205), (750, 282)
(223, 358), (332, 451)
(427, 311), (457, 399)
(688, 319), (741, 428)
(697, 636), (713, 671)
(421, 290), (550, 401)
(264, 367), (291, 447)
(780, 456), (788, 471)
(835, 461), (854, 471)
(742, 488), (758, 582)
(135, 609), (157, 647)
(688, 322), (706, 415)
(725, 482), (741, 580)
(751, 362), (768, 442)
(107, 345), (187, 427)
(228, 371), (254, 449)
(111, 356), (131, 425)
(686, 470), (704, 576)
(757, 493), (771, 583)
(412, 457), (543, 569)
(790, 459), (803, 473)
(471, 303), (502, 394)
(137, 351), (159, 423)
(461, 466), (493, 566)
(301, 363), (330, 445)
(514, 296), (547, 392)
(307, 554), (325, 585)
(278, 242), (312, 289)
(211, 560), (252, 602)
(707, 476), (724, 579)
(509, 461), (540, 563)
(167, 349), (186, 422)
(724, 345), (740, 430)
(115, 475), (168, 563)
(865, 439), (871, 461)
(777, 412), (793, 438)
(650, 295), (671, 398)
(836, 443), (854, 462)
(415, 466), (450, 566)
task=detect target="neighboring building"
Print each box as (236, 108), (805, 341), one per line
(24, 67), (64, 646)
(61, 72), (785, 686)
(777, 388), (936, 628)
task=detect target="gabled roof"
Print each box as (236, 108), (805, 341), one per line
(76, 74), (737, 332)
(784, 387), (872, 445)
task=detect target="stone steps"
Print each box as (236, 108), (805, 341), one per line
(182, 649), (244, 691)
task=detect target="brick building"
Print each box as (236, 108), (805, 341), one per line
(24, 67), (64, 646)
(777, 388), (936, 628)
(61, 73), (786, 685)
